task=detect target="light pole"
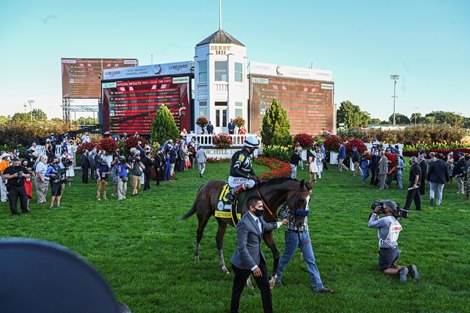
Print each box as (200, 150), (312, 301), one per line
(27, 100), (35, 121)
(390, 75), (399, 125)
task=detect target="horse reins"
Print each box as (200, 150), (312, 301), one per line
(256, 183), (304, 219)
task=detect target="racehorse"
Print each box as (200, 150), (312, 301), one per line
(180, 177), (312, 278)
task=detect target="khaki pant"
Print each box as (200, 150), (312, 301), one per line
(132, 175), (141, 194)
(456, 177), (465, 194)
(97, 179), (108, 200)
(354, 162), (363, 176)
(378, 174), (387, 189)
(117, 178), (127, 200)
(338, 158), (349, 172)
(35, 177), (49, 203)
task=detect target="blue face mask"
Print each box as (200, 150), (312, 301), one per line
(294, 210), (310, 217)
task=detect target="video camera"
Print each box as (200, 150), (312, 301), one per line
(371, 200), (409, 219)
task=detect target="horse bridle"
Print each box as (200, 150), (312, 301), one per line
(256, 183), (307, 218)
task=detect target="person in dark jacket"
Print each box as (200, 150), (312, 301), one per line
(369, 149), (380, 186)
(81, 150), (90, 184)
(403, 156), (422, 211)
(418, 154), (427, 195)
(153, 150), (164, 186)
(141, 153), (154, 191)
(426, 152), (450, 206)
(453, 152), (467, 194)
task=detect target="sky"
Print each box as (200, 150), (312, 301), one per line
(0, 0), (469, 121)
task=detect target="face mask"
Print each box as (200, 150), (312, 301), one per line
(254, 209), (264, 217)
(294, 210), (310, 217)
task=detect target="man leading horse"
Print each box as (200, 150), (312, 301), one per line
(226, 135), (260, 203)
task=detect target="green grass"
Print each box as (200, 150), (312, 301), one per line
(1, 161), (469, 313)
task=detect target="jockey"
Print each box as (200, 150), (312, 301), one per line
(226, 135), (260, 203)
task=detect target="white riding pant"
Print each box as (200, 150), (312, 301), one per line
(228, 176), (256, 189)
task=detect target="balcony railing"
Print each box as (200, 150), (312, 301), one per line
(187, 134), (255, 147)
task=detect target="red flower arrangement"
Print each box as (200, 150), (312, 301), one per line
(385, 152), (398, 168)
(323, 135), (344, 152)
(125, 136), (148, 150)
(76, 142), (97, 155)
(213, 133), (233, 148)
(196, 116), (209, 127)
(345, 138), (367, 155)
(234, 116), (246, 128)
(256, 157), (291, 180)
(98, 138), (118, 154)
(293, 133), (315, 148)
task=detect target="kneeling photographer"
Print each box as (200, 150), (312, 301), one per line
(368, 200), (419, 283)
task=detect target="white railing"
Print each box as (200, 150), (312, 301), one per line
(187, 134), (254, 147)
(214, 83), (228, 92)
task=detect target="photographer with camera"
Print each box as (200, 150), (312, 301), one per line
(129, 155), (145, 197)
(2, 157), (31, 216)
(45, 156), (65, 209)
(368, 200), (419, 283)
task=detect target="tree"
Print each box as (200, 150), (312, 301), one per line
(369, 118), (382, 125)
(151, 105), (179, 144)
(11, 112), (30, 122)
(0, 116), (9, 123)
(388, 113), (410, 125)
(424, 111), (464, 127)
(31, 108), (47, 120)
(261, 99), (291, 146)
(78, 117), (98, 125)
(410, 112), (423, 125)
(336, 101), (370, 128)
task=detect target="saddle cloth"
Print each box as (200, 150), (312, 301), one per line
(215, 183), (242, 221)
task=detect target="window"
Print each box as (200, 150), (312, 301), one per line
(214, 61), (227, 82)
(234, 62), (243, 82)
(235, 101), (243, 118)
(199, 101), (207, 117)
(198, 60), (207, 83)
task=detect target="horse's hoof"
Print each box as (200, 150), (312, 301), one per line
(195, 256), (200, 262)
(221, 265), (229, 273)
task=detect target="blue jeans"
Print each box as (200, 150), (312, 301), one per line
(397, 171), (403, 189)
(276, 231), (324, 291)
(361, 167), (369, 183)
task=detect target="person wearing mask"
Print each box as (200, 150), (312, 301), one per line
(229, 197), (287, 313)
(275, 190), (333, 293)
(452, 152), (467, 194)
(290, 149), (302, 180)
(359, 152), (370, 184)
(402, 156), (422, 211)
(195, 146), (207, 178)
(227, 119), (236, 135)
(117, 156), (130, 201)
(153, 150), (164, 186)
(45, 156), (64, 209)
(427, 152), (450, 206)
(377, 151), (389, 190)
(96, 157), (110, 201)
(337, 142), (349, 173)
(141, 152), (154, 191)
(130, 156), (145, 196)
(395, 152), (405, 190)
(2, 157), (31, 216)
(21, 159), (34, 210)
(35, 155), (49, 204)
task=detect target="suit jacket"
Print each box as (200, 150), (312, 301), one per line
(230, 212), (278, 270)
(427, 159), (449, 184)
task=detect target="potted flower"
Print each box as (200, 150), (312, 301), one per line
(98, 138), (119, 166)
(213, 133), (233, 149)
(323, 134), (344, 165)
(196, 116), (209, 134)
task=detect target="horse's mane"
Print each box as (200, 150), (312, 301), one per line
(259, 176), (297, 187)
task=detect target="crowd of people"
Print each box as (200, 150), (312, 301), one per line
(0, 131), (209, 214)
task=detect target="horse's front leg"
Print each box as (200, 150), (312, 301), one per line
(216, 219), (229, 273)
(263, 231), (280, 288)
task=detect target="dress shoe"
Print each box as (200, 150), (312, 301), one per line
(316, 287), (334, 294)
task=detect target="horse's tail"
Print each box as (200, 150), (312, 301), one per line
(180, 184), (204, 221)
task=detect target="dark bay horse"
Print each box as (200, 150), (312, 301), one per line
(180, 177), (312, 277)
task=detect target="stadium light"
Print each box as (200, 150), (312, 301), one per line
(390, 75), (399, 125)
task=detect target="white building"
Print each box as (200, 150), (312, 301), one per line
(194, 28), (248, 134)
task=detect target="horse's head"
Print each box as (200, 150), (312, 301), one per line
(284, 179), (312, 226)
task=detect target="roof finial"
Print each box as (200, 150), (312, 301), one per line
(219, 0), (223, 30)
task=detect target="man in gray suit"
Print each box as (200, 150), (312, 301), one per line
(230, 197), (287, 313)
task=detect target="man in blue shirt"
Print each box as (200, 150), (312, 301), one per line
(338, 142), (349, 173)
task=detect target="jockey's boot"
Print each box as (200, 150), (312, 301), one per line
(226, 185), (246, 203)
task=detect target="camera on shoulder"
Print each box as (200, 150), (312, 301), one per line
(371, 200), (409, 219)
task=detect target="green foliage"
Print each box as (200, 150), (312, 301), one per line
(410, 112), (424, 125)
(388, 112), (410, 124)
(261, 99), (292, 146)
(0, 161), (469, 313)
(369, 118), (383, 125)
(151, 105), (179, 144)
(11, 112), (31, 122)
(262, 145), (291, 162)
(424, 111), (465, 127)
(77, 117), (98, 125)
(31, 108), (47, 121)
(336, 101), (370, 128)
(338, 124), (466, 146)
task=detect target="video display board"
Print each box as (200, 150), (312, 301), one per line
(62, 58), (138, 98)
(101, 76), (190, 135)
(249, 75), (335, 134)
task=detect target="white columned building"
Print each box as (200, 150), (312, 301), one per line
(194, 28), (248, 134)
